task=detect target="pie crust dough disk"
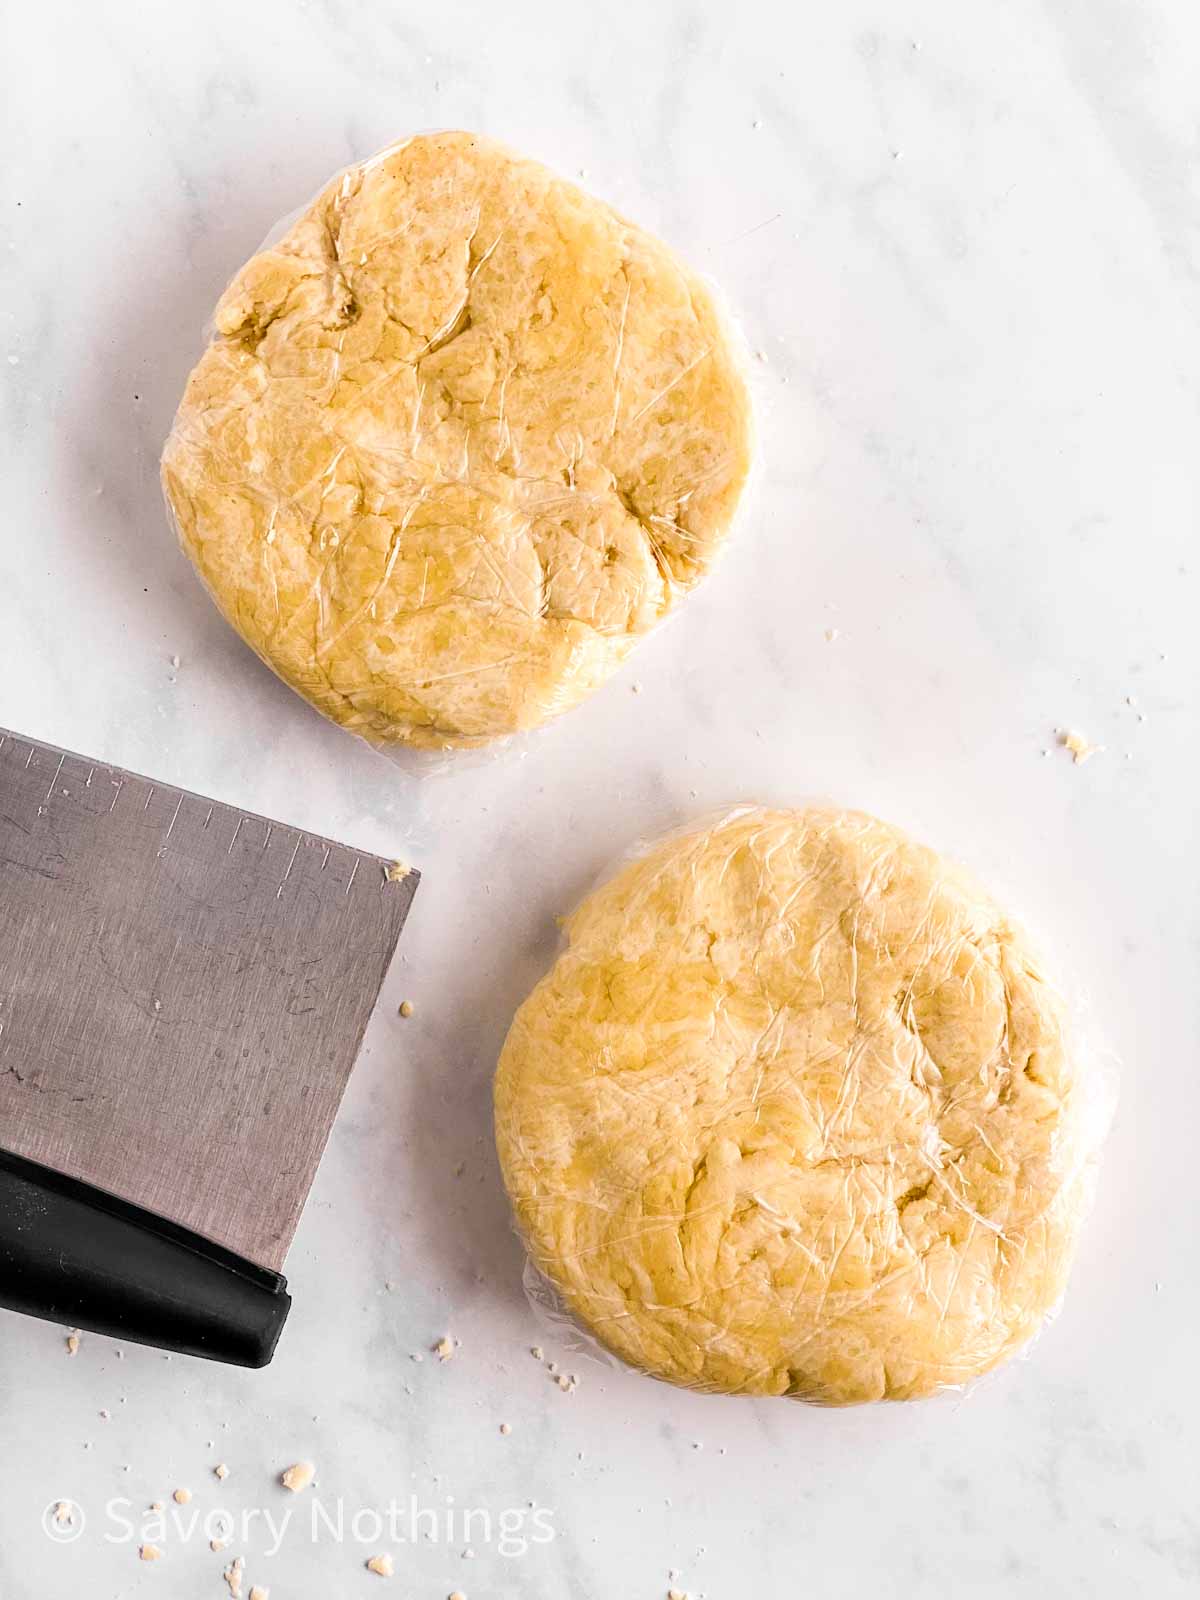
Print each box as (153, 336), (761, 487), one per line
(162, 132), (754, 750)
(495, 809), (1098, 1404)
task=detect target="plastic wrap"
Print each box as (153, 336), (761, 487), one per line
(494, 807), (1112, 1406)
(161, 131), (754, 756)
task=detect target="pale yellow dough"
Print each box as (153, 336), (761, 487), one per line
(495, 809), (1097, 1404)
(162, 132), (753, 749)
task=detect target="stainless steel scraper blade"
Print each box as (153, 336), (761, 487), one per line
(0, 728), (417, 1272)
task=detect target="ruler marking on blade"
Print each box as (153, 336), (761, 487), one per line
(162, 792), (185, 845)
(345, 857), (360, 896)
(143, 787), (156, 811)
(42, 754), (66, 802)
(202, 806), (213, 830)
(108, 779), (124, 814)
(275, 836), (302, 900)
(320, 845), (330, 873)
(227, 817), (244, 854)
(85, 768), (94, 788)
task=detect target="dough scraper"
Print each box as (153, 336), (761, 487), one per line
(0, 727), (418, 1367)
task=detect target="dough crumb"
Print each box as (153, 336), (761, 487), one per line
(385, 859), (412, 883)
(668, 1590), (689, 1600)
(215, 1463), (230, 1480)
(824, 627), (840, 642)
(54, 1501), (74, 1526)
(149, 1501), (165, 1513)
(173, 1488), (191, 1504)
(530, 1346), (544, 1361)
(139, 1544), (163, 1562)
(434, 1335), (455, 1361)
(249, 1588), (269, 1600)
(499, 1422), (512, 1435)
(99, 1409), (110, 1421)
(280, 1461), (315, 1493)
(1059, 728), (1102, 764)
(211, 1539), (226, 1553)
(399, 999), (414, 1018)
(366, 1553), (395, 1577)
(66, 1331), (80, 1356)
(224, 1556), (245, 1598)
(449, 1591), (467, 1600)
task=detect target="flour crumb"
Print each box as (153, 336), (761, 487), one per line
(449, 1591), (467, 1600)
(280, 1461), (315, 1493)
(824, 627), (840, 642)
(631, 681), (643, 693)
(215, 1463), (230, 1481)
(249, 1588), (269, 1600)
(54, 1501), (74, 1526)
(530, 1346), (544, 1361)
(669, 1590), (689, 1600)
(211, 1539), (226, 1553)
(499, 1422), (512, 1436)
(173, 1487), (191, 1504)
(385, 859), (412, 883)
(66, 1331), (80, 1356)
(366, 1553), (395, 1577)
(99, 1409), (110, 1421)
(1059, 728), (1102, 764)
(399, 999), (414, 1018)
(139, 1544), (162, 1562)
(224, 1556), (245, 1598)
(434, 1335), (456, 1362)
(149, 1502), (164, 1513)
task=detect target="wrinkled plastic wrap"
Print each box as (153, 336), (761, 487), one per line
(161, 131), (754, 755)
(494, 807), (1112, 1406)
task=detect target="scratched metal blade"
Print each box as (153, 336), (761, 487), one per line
(0, 728), (418, 1272)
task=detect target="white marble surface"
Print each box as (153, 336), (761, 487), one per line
(2, 1), (1198, 1595)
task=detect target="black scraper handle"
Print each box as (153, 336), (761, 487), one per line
(0, 1148), (290, 1367)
